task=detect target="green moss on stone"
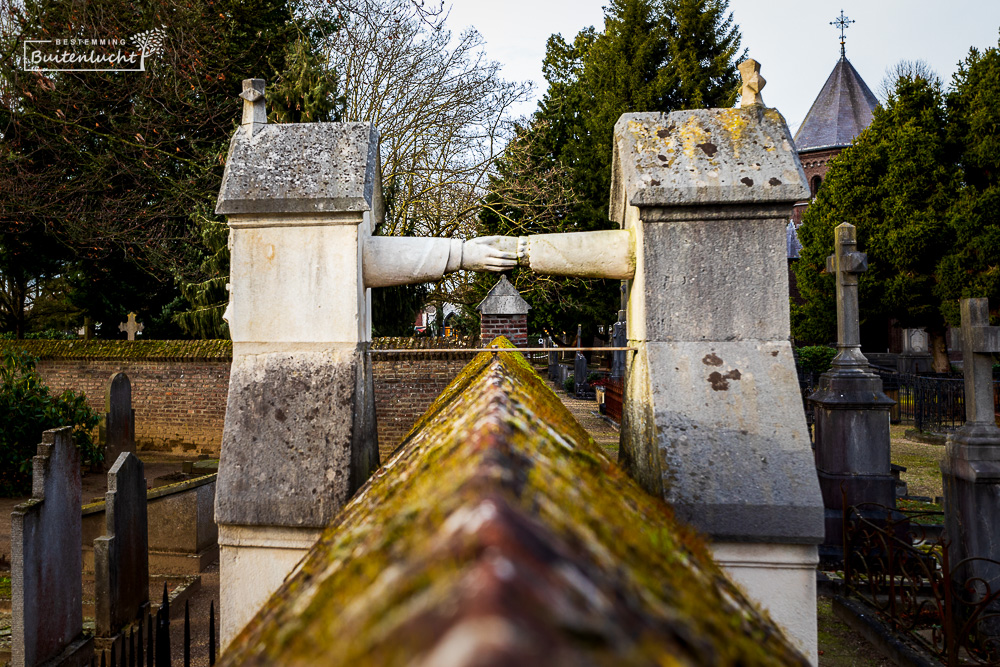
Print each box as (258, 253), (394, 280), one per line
(219, 337), (808, 666)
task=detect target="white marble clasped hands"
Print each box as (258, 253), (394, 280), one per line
(362, 234), (527, 288)
(459, 235), (527, 272)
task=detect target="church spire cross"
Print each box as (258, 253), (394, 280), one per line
(830, 10), (855, 59)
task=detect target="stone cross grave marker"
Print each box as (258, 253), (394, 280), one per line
(810, 222), (894, 556)
(826, 222), (870, 373)
(12, 427), (92, 667)
(101, 372), (136, 468)
(118, 313), (143, 341)
(955, 298), (1000, 442)
(95, 452), (150, 638)
(941, 298), (1000, 634)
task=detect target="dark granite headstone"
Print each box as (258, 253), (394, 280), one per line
(94, 452), (150, 636)
(12, 427), (93, 667)
(611, 318), (626, 380)
(547, 337), (558, 381)
(574, 353), (589, 397)
(101, 372), (135, 468)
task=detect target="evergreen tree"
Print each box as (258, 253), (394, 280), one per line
(792, 73), (961, 369)
(936, 39), (1000, 325)
(794, 36), (1000, 371)
(0, 0), (336, 339)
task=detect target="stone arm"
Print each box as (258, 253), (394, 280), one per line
(363, 236), (523, 288)
(520, 230), (635, 280)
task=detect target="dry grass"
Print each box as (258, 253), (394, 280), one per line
(890, 424), (946, 499)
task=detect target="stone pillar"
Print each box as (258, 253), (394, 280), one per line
(941, 297), (1000, 627)
(808, 223), (895, 559)
(612, 105), (823, 662)
(477, 275), (529, 346)
(214, 80), (380, 644)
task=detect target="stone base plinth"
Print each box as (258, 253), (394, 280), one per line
(942, 429), (1000, 636)
(218, 525), (322, 648)
(809, 370), (895, 552)
(621, 341), (824, 544)
(712, 542), (819, 665)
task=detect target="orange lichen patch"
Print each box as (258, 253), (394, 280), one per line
(219, 337), (807, 666)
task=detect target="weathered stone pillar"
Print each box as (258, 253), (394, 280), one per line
(477, 275), (530, 346)
(214, 80), (380, 644)
(808, 223), (895, 559)
(942, 297), (1000, 627)
(612, 103), (824, 661)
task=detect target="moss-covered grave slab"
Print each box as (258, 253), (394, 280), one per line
(219, 337), (808, 665)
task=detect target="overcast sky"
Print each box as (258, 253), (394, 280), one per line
(444, 1), (1000, 134)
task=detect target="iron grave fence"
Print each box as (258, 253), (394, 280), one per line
(843, 502), (1000, 665)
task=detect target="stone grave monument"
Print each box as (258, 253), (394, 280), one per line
(215, 63), (824, 657)
(100, 372), (136, 469)
(808, 222), (895, 559)
(610, 61), (824, 659)
(214, 79), (524, 643)
(941, 297), (1000, 614)
(94, 452), (150, 640)
(11, 427), (93, 667)
(118, 313), (143, 341)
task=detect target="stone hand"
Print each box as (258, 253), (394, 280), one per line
(461, 236), (525, 272)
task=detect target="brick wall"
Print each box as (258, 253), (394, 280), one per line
(480, 314), (527, 347)
(5, 338), (477, 463)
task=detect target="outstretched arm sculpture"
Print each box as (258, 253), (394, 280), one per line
(363, 235), (528, 287)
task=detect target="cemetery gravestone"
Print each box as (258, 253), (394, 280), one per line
(215, 79), (522, 644)
(809, 222), (895, 558)
(611, 317), (626, 380)
(118, 313), (143, 341)
(942, 297), (1000, 613)
(95, 452), (150, 637)
(101, 372), (136, 469)
(11, 427), (93, 667)
(610, 66), (823, 660)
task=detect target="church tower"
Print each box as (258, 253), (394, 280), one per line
(790, 11), (878, 227)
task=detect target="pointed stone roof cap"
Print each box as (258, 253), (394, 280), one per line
(216, 122), (380, 215)
(793, 58), (878, 153)
(476, 276), (530, 315)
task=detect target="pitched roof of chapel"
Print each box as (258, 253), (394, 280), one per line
(793, 57), (878, 153)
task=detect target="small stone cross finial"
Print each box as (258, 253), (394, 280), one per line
(240, 78), (266, 132)
(738, 59), (765, 107)
(118, 313), (143, 341)
(957, 298), (1000, 436)
(825, 223), (869, 372)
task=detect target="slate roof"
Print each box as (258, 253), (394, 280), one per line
(477, 275), (530, 315)
(793, 57), (878, 153)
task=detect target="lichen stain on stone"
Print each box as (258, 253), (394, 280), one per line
(696, 142), (718, 157)
(708, 371), (729, 391)
(702, 353), (723, 367)
(740, 177), (754, 187)
(768, 177), (782, 186)
(219, 336), (808, 666)
(708, 369), (741, 391)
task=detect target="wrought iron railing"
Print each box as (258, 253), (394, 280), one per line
(92, 585), (217, 667)
(843, 502), (1000, 665)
